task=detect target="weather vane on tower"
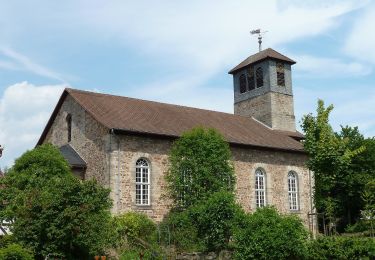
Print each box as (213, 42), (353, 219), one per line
(250, 29), (268, 52)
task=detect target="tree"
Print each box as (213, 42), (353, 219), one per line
(0, 144), (113, 259)
(166, 127), (235, 209)
(301, 100), (374, 230)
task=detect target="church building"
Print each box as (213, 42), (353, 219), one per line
(37, 48), (314, 226)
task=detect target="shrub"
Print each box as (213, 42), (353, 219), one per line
(307, 236), (375, 260)
(0, 243), (34, 260)
(189, 191), (243, 252)
(164, 191), (243, 252)
(161, 209), (204, 252)
(233, 206), (309, 260)
(112, 212), (157, 250)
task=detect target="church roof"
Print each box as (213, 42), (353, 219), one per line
(228, 48), (296, 74)
(38, 88), (304, 153)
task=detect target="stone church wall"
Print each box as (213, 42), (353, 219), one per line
(43, 95), (110, 186)
(111, 134), (312, 226)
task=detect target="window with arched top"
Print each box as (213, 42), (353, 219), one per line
(66, 114), (72, 142)
(239, 74), (247, 93)
(247, 66), (255, 91)
(255, 168), (266, 208)
(256, 67), (264, 88)
(277, 62), (285, 86)
(135, 158), (150, 205)
(288, 171), (299, 210)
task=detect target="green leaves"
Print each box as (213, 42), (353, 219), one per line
(166, 127), (235, 209)
(301, 100), (374, 229)
(233, 207), (309, 260)
(0, 144), (113, 259)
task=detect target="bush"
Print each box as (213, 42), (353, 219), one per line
(0, 243), (34, 260)
(161, 209), (204, 252)
(113, 212), (157, 250)
(233, 206), (309, 260)
(189, 191), (243, 252)
(307, 236), (375, 260)
(163, 191), (243, 252)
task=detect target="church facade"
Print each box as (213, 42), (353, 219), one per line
(37, 48), (314, 226)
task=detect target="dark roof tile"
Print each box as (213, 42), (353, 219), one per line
(229, 48), (296, 74)
(56, 88), (305, 153)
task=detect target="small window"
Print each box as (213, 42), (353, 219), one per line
(288, 171), (299, 210)
(255, 168), (266, 208)
(277, 62), (285, 86)
(135, 158), (150, 205)
(256, 67), (264, 88)
(66, 114), (72, 142)
(247, 66), (255, 90)
(239, 74), (247, 93)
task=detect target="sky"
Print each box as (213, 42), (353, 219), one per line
(1, 0), (375, 168)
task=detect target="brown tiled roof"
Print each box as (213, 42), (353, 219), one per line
(228, 48), (296, 74)
(38, 88), (304, 153)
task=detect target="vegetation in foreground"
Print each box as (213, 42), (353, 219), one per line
(0, 122), (373, 259)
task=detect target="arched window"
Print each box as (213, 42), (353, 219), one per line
(256, 67), (264, 88)
(277, 62), (285, 86)
(247, 66), (255, 91)
(66, 114), (72, 142)
(239, 74), (247, 93)
(255, 168), (266, 208)
(288, 171), (299, 210)
(135, 158), (150, 205)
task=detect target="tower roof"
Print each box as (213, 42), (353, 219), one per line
(228, 48), (296, 74)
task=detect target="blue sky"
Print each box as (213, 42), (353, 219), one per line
(1, 0), (375, 168)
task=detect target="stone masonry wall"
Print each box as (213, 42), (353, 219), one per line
(270, 92), (296, 131)
(108, 134), (173, 221)
(43, 95), (110, 186)
(234, 92), (296, 131)
(232, 147), (311, 226)
(234, 93), (273, 127)
(111, 134), (312, 226)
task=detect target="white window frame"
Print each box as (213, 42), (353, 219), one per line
(288, 171), (299, 211)
(255, 168), (266, 208)
(135, 158), (150, 206)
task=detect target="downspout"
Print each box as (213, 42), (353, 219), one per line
(110, 129), (121, 214)
(308, 169), (315, 237)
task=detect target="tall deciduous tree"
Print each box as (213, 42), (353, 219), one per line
(166, 127), (235, 209)
(0, 144), (113, 259)
(302, 100), (374, 230)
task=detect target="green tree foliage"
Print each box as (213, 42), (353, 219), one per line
(301, 100), (375, 229)
(0, 144), (113, 259)
(307, 236), (375, 260)
(166, 127), (235, 209)
(112, 211), (157, 249)
(0, 243), (34, 260)
(233, 206), (309, 260)
(165, 191), (242, 252)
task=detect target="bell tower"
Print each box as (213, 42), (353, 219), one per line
(229, 48), (297, 132)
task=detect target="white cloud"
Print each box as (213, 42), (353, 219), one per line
(294, 55), (371, 77)
(70, 0), (368, 77)
(344, 3), (375, 64)
(0, 82), (66, 168)
(295, 86), (375, 138)
(0, 47), (66, 82)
